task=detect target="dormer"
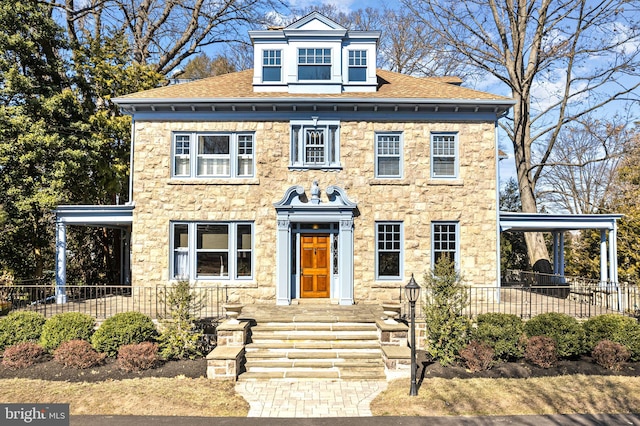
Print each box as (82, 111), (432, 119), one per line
(249, 12), (380, 94)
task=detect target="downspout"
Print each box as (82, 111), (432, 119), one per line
(128, 118), (136, 203)
(495, 119), (501, 303)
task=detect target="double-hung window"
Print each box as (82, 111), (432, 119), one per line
(290, 120), (340, 169)
(348, 50), (367, 82)
(431, 133), (458, 178)
(375, 133), (402, 178)
(376, 222), (403, 280)
(298, 48), (331, 80)
(171, 222), (253, 280)
(432, 222), (458, 267)
(262, 50), (281, 82)
(172, 132), (254, 178)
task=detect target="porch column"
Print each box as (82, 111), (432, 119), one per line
(338, 219), (354, 305)
(276, 219), (291, 305)
(122, 228), (131, 285)
(600, 230), (608, 286)
(55, 221), (68, 304)
(552, 232), (559, 275)
(559, 232), (565, 276)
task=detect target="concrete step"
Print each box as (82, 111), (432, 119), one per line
(239, 368), (386, 380)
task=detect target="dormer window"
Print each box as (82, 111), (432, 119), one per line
(262, 50), (281, 82)
(348, 50), (367, 82)
(298, 48), (331, 80)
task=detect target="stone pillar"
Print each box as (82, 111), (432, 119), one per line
(338, 219), (354, 305)
(276, 218), (291, 305)
(55, 221), (68, 304)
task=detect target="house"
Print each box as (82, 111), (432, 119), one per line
(54, 12), (515, 306)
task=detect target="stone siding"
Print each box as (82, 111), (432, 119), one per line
(131, 120), (498, 303)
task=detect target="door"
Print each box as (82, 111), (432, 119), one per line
(300, 234), (330, 298)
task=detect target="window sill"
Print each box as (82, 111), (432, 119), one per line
(369, 179), (409, 186)
(428, 178), (464, 186)
(288, 166), (343, 172)
(168, 178), (260, 185)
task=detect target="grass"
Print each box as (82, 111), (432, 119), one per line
(1, 375), (639, 417)
(371, 375), (640, 416)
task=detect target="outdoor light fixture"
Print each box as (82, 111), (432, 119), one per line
(405, 273), (421, 396)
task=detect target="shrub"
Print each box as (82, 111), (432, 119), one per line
(422, 256), (472, 366)
(473, 313), (526, 361)
(53, 339), (106, 369)
(91, 312), (157, 357)
(524, 312), (585, 358)
(117, 342), (159, 372)
(525, 336), (557, 368)
(157, 280), (205, 360)
(459, 340), (494, 372)
(592, 339), (630, 371)
(0, 311), (46, 351)
(583, 314), (640, 361)
(40, 312), (95, 351)
(2, 342), (45, 369)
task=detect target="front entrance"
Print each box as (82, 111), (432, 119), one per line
(300, 234), (330, 298)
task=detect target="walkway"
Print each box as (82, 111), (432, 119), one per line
(235, 379), (388, 417)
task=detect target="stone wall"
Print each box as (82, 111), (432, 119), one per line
(130, 119), (498, 303)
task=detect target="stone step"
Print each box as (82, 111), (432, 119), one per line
(250, 332), (379, 342)
(246, 341), (379, 350)
(253, 322), (377, 332)
(245, 349), (382, 360)
(238, 368), (387, 380)
(246, 358), (384, 370)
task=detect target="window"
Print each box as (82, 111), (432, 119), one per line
(348, 50), (367, 82)
(172, 132), (254, 178)
(290, 121), (340, 169)
(376, 222), (403, 279)
(431, 133), (458, 178)
(262, 50), (281, 82)
(432, 222), (458, 266)
(298, 48), (331, 80)
(375, 133), (402, 178)
(171, 222), (253, 280)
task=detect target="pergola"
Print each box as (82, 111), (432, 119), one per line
(499, 212), (623, 285)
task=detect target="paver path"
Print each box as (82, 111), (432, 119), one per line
(235, 380), (388, 417)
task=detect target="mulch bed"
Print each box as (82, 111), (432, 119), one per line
(0, 350), (638, 383)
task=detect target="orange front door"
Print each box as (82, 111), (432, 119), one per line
(300, 234), (330, 298)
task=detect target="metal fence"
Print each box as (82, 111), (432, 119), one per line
(0, 284), (233, 320)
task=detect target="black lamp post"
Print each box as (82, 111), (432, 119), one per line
(405, 273), (421, 396)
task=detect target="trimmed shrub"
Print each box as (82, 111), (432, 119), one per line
(592, 339), (630, 371)
(583, 314), (640, 361)
(2, 342), (45, 369)
(423, 256), (472, 366)
(91, 312), (157, 357)
(524, 312), (585, 358)
(525, 336), (557, 368)
(117, 342), (159, 372)
(53, 339), (106, 369)
(472, 313), (526, 361)
(40, 312), (95, 351)
(459, 340), (494, 372)
(0, 311), (46, 351)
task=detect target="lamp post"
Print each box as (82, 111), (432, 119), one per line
(405, 273), (421, 396)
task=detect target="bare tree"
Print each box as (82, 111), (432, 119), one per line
(537, 118), (629, 214)
(404, 0), (640, 270)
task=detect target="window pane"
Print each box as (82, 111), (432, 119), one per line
(197, 224), (228, 249)
(174, 224), (189, 249)
(199, 135), (229, 154)
(305, 129), (325, 164)
(173, 224), (189, 279)
(237, 225), (252, 249)
(263, 67), (281, 82)
(377, 223), (401, 278)
(298, 65), (331, 80)
(378, 252), (400, 277)
(237, 135), (253, 176)
(197, 252), (228, 277)
(433, 158), (455, 176)
(348, 67), (366, 82)
(198, 158), (229, 176)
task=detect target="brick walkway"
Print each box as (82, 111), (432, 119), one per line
(235, 379), (388, 417)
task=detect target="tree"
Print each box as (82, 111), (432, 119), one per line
(405, 0), (640, 270)
(180, 54), (236, 80)
(500, 178), (529, 272)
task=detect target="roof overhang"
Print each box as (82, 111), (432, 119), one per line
(54, 204), (134, 228)
(500, 212), (623, 232)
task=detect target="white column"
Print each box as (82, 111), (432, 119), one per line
(559, 232), (565, 276)
(552, 232), (559, 275)
(122, 228), (131, 285)
(55, 221), (68, 304)
(276, 218), (291, 305)
(600, 230), (608, 287)
(338, 219), (354, 305)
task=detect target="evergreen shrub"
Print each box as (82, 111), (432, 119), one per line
(472, 312), (526, 361)
(40, 312), (95, 351)
(91, 312), (157, 357)
(524, 312), (585, 358)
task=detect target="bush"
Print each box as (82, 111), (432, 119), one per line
(583, 314), (640, 361)
(459, 340), (494, 372)
(524, 312), (585, 358)
(422, 256), (472, 366)
(473, 313), (526, 361)
(91, 312), (157, 357)
(117, 342), (159, 372)
(40, 312), (95, 351)
(158, 280), (205, 360)
(0, 311), (46, 351)
(592, 339), (630, 371)
(2, 342), (45, 369)
(53, 339), (106, 369)
(525, 336), (557, 368)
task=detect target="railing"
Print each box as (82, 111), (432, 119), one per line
(0, 284), (236, 320)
